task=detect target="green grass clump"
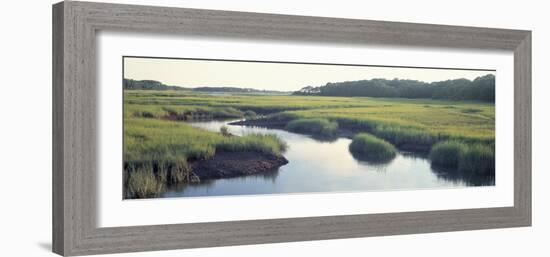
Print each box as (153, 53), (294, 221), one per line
(123, 157), (195, 199)
(373, 125), (439, 149)
(429, 141), (494, 175)
(429, 141), (465, 167)
(125, 163), (164, 199)
(458, 143), (495, 175)
(217, 134), (288, 155)
(349, 133), (397, 162)
(166, 158), (192, 184)
(285, 118), (338, 137)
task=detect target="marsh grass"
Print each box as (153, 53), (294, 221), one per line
(123, 90), (496, 197)
(429, 141), (495, 175)
(123, 114), (288, 198)
(284, 99), (494, 142)
(461, 108), (482, 114)
(133, 111), (155, 118)
(458, 143), (495, 174)
(126, 90), (494, 162)
(349, 133), (397, 163)
(126, 91), (494, 145)
(429, 141), (465, 167)
(124, 158), (194, 199)
(285, 118), (338, 137)
(125, 163), (164, 199)
(162, 106), (244, 121)
(278, 107), (494, 159)
(372, 125), (439, 150)
(125, 117), (288, 161)
(217, 134), (288, 154)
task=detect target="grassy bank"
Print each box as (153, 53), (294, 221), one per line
(124, 116), (287, 198)
(125, 118), (287, 161)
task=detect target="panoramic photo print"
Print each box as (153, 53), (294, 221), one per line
(122, 56), (496, 199)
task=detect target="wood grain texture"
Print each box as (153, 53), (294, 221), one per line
(52, 2), (65, 255)
(52, 1), (532, 256)
(514, 32), (532, 224)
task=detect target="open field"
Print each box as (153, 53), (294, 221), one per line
(124, 90), (495, 198)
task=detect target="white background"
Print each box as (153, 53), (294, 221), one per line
(0, 0), (547, 256)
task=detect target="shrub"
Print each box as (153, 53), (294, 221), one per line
(349, 133), (397, 162)
(285, 118), (338, 137)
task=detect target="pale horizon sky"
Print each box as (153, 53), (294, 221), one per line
(124, 57), (495, 91)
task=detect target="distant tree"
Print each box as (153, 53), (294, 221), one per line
(471, 74), (496, 102)
(123, 79), (187, 90)
(292, 74), (495, 102)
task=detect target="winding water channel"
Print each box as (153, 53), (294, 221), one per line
(161, 120), (494, 198)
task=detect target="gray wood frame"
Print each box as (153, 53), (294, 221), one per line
(52, 1), (531, 256)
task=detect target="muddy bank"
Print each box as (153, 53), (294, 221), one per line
(190, 151), (288, 180)
(123, 150), (288, 199)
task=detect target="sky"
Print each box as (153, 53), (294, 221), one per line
(124, 57), (495, 91)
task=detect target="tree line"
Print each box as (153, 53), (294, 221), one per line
(293, 74), (495, 102)
(123, 79), (289, 94)
(123, 79), (188, 90)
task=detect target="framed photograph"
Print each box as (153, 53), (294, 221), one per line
(52, 1), (531, 256)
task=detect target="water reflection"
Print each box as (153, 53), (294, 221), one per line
(160, 119), (494, 198)
(431, 164), (495, 186)
(164, 169), (281, 196)
(349, 150), (395, 167)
